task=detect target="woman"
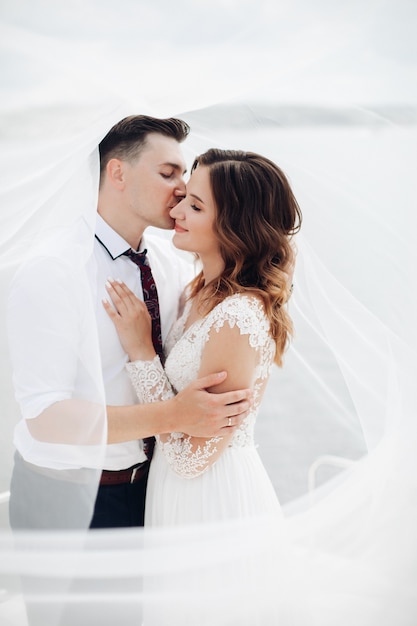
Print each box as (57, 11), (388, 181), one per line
(104, 148), (302, 525)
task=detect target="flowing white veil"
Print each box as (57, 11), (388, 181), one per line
(1, 1), (417, 624)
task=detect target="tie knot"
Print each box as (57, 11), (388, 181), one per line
(123, 248), (148, 266)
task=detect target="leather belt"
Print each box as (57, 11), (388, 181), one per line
(99, 461), (150, 486)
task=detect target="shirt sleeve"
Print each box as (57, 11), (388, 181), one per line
(7, 257), (84, 419)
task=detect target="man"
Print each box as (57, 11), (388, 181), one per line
(7, 115), (251, 531)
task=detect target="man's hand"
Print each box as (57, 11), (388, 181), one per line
(169, 371), (253, 438)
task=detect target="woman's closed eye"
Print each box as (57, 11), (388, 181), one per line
(191, 204), (201, 212)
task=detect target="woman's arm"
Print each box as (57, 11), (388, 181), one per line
(102, 280), (253, 445)
(111, 317), (258, 476)
(157, 319), (259, 477)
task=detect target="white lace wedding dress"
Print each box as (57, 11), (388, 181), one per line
(126, 293), (283, 526)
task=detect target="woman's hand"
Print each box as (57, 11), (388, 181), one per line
(102, 279), (156, 361)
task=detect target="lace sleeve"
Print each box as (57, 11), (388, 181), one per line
(158, 433), (222, 479)
(125, 356), (175, 403)
(126, 356), (222, 479)
(159, 295), (275, 479)
(126, 295), (272, 481)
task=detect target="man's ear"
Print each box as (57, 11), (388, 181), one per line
(106, 158), (125, 190)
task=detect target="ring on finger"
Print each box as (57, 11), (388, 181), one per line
(228, 417), (232, 427)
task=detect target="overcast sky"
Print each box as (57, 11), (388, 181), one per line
(1, 0), (417, 115)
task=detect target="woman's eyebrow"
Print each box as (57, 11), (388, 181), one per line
(189, 192), (205, 204)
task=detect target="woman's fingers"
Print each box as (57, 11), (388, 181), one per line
(113, 279), (137, 303)
(104, 279), (148, 319)
(101, 279), (155, 361)
(105, 280), (126, 314)
(102, 296), (118, 320)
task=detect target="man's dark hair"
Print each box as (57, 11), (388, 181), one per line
(98, 115), (190, 178)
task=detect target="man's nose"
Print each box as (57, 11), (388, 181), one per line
(174, 179), (186, 199)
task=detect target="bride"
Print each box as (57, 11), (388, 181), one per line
(104, 147), (302, 525)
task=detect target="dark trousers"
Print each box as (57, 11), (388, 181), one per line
(89, 465), (150, 528)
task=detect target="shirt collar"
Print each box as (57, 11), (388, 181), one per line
(95, 214), (146, 259)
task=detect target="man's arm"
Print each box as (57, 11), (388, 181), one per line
(106, 371), (252, 443)
(25, 372), (251, 445)
(8, 259), (109, 450)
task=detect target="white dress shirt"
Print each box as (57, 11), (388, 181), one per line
(8, 215), (194, 470)
(91, 215), (194, 469)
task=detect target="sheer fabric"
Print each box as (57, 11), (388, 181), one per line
(1, 1), (417, 624)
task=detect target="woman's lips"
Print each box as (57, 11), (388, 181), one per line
(174, 223), (187, 233)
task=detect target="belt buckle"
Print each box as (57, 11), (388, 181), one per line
(130, 466), (139, 483)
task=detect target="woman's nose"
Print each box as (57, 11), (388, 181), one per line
(169, 200), (184, 219)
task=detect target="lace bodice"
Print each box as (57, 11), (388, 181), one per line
(126, 294), (275, 478)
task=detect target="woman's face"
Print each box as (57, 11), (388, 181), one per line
(169, 165), (221, 263)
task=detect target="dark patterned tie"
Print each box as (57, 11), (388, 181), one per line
(123, 248), (163, 360)
(123, 248), (162, 460)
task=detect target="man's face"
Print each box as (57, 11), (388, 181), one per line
(122, 133), (187, 231)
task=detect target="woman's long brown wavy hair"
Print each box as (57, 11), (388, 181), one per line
(188, 149), (302, 366)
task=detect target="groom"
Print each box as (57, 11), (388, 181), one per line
(8, 115), (251, 531)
